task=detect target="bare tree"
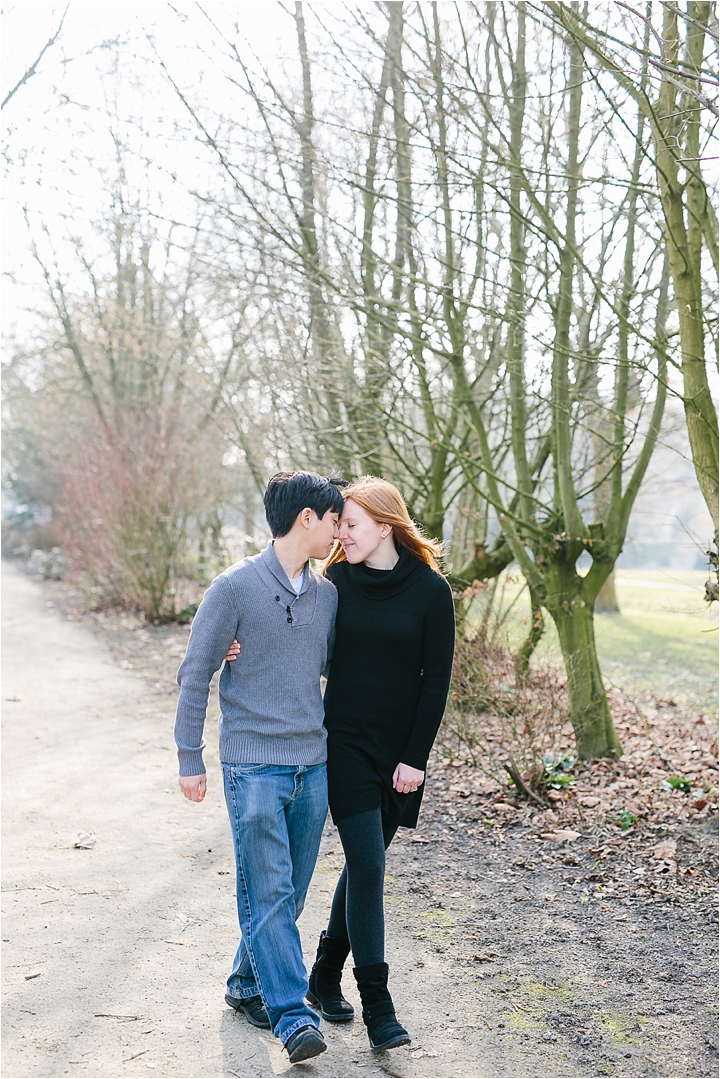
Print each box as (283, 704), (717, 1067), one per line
(9, 178), (233, 619)
(545, 0), (719, 571)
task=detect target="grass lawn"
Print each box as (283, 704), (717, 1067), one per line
(479, 568), (718, 713)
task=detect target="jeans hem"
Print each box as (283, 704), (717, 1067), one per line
(226, 988), (261, 1002)
(279, 1015), (321, 1045)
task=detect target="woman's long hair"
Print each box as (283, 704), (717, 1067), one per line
(325, 476), (443, 571)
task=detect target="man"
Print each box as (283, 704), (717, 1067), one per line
(174, 470), (344, 1064)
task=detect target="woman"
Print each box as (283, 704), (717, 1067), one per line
(306, 476), (455, 1051)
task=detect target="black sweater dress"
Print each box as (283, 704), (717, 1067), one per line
(324, 546), (455, 829)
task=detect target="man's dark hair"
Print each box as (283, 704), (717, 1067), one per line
(264, 471), (346, 538)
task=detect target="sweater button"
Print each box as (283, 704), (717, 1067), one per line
(275, 596), (280, 601)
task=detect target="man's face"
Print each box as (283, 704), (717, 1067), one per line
(307, 508), (340, 560)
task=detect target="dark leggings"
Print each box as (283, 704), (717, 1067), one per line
(326, 808), (399, 967)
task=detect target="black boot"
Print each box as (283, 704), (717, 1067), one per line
(306, 931), (355, 1022)
(353, 962), (411, 1051)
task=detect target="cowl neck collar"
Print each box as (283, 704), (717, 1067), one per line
(345, 544), (429, 599)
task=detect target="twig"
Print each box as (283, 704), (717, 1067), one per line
(484, 1017), (493, 1030)
(95, 1014), (141, 1021)
(1, 6), (68, 110)
(379, 1067), (404, 1078)
(122, 1050), (149, 1063)
(503, 760), (548, 808)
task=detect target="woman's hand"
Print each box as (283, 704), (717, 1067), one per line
(224, 639), (241, 662)
(393, 762), (425, 795)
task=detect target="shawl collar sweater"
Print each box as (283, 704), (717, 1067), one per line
(174, 542), (337, 775)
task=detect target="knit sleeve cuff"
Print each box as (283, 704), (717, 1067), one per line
(399, 748), (429, 772)
(178, 749), (206, 777)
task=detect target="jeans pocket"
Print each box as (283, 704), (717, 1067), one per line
(223, 762), (271, 776)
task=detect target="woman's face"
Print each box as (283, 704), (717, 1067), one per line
(337, 499), (387, 564)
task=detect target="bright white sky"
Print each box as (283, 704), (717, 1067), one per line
(2, 1), (304, 337)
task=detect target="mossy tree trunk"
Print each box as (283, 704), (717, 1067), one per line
(542, 559), (622, 760)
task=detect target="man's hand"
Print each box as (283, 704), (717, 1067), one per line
(179, 774), (207, 802)
(393, 762), (425, 795)
(225, 639), (241, 662)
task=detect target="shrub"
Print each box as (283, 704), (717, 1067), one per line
(58, 407), (222, 622)
(439, 623), (571, 802)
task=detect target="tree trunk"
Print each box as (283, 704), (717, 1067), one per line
(546, 583), (622, 760)
(594, 571), (620, 614)
(654, 4), (719, 538)
(515, 584), (544, 685)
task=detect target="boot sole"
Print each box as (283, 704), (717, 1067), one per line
(370, 1033), (412, 1051)
(305, 989), (355, 1023)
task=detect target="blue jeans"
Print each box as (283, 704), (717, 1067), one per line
(222, 761), (327, 1044)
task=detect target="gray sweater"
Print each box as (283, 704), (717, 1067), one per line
(174, 543), (338, 776)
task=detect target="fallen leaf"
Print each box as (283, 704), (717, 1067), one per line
(650, 839), (677, 860)
(73, 832), (96, 850)
(540, 830), (581, 842)
(473, 953), (497, 962)
(580, 796), (600, 807)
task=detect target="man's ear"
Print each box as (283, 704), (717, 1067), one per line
(299, 507), (314, 530)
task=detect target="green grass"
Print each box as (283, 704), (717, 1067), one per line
(474, 568), (718, 712)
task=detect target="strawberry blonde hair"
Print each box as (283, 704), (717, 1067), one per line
(325, 476), (443, 571)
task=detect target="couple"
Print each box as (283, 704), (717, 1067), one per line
(174, 470), (455, 1064)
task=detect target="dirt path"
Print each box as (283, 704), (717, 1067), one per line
(0, 560), (511, 1079)
(2, 560), (717, 1079)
